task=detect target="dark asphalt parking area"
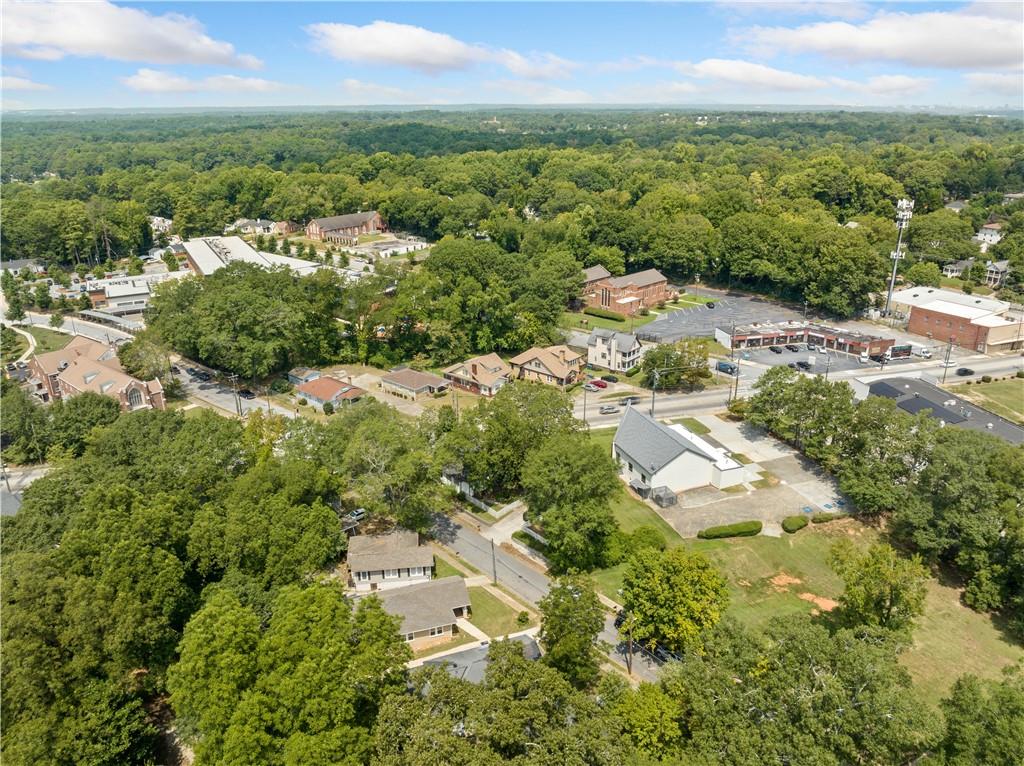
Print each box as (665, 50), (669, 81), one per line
(639, 294), (802, 342)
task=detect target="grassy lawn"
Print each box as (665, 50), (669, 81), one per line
(670, 293), (715, 306)
(1, 329), (28, 364)
(25, 326), (72, 353)
(940, 277), (993, 295)
(591, 520), (1023, 707)
(434, 556), (466, 579)
(413, 631), (476, 659)
(560, 310), (658, 333)
(468, 586), (527, 638)
(673, 416), (710, 434)
(949, 378), (1024, 423)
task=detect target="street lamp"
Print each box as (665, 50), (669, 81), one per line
(883, 199), (914, 319)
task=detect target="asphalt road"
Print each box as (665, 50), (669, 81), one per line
(175, 368), (296, 419)
(18, 311), (133, 344)
(434, 513), (660, 681)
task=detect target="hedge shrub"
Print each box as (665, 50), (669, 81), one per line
(981, 375), (992, 383)
(583, 306), (626, 322)
(1016, 370), (1024, 379)
(630, 526), (667, 553)
(625, 366), (642, 378)
(782, 515), (809, 534)
(298, 397), (308, 406)
(811, 512), (844, 524)
(697, 520), (762, 539)
(322, 401), (334, 415)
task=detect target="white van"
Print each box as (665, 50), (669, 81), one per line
(910, 343), (932, 359)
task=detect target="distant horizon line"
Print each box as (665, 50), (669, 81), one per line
(3, 103), (1022, 117)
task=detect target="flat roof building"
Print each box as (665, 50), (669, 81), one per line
(182, 236), (325, 277)
(715, 321), (894, 357)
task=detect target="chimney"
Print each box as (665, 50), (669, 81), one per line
(471, 363), (478, 376)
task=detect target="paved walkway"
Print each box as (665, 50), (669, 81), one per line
(456, 617), (489, 641)
(9, 324), (36, 362)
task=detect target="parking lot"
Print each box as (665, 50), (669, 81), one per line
(640, 293), (802, 343)
(733, 344), (922, 376)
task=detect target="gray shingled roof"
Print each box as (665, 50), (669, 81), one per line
(311, 211), (379, 231)
(607, 268), (666, 289)
(347, 531), (434, 573)
(587, 327), (637, 349)
(375, 576), (470, 634)
(583, 264), (611, 283)
(613, 406), (718, 473)
(424, 635), (541, 684)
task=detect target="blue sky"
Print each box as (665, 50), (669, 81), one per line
(2, 2), (1021, 110)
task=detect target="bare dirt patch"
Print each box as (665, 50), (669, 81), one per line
(770, 572), (802, 589)
(798, 592), (837, 611)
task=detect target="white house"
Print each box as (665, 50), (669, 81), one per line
(347, 531), (434, 592)
(975, 223), (1003, 253)
(586, 328), (645, 372)
(612, 406), (745, 495)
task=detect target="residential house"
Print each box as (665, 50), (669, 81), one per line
(288, 366), (321, 386)
(584, 268), (675, 317)
(272, 220), (299, 235)
(375, 576), (471, 650)
(295, 376), (364, 410)
(442, 353), (512, 396)
(587, 328), (644, 372)
(27, 336), (165, 412)
(509, 345), (584, 387)
(943, 200), (967, 214)
(612, 406), (745, 496)
(148, 216), (173, 234)
(380, 368), (449, 400)
(975, 222), (1003, 252)
(306, 211), (384, 244)
(1, 258), (45, 274)
(985, 260), (1011, 288)
(224, 218), (274, 236)
(942, 258), (976, 279)
(425, 634), (541, 683)
(347, 530), (435, 592)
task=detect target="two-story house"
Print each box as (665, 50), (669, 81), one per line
(443, 353), (512, 396)
(587, 328), (645, 372)
(347, 530), (435, 592)
(509, 345), (584, 387)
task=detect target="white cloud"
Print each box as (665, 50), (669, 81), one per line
(3, 0), (260, 69)
(121, 69), (285, 94)
(740, 5), (1023, 69)
(677, 58), (827, 91)
(306, 20), (575, 79)
(715, 2), (871, 21)
(336, 78), (462, 104)
(964, 71), (1024, 96)
(2, 75), (52, 91)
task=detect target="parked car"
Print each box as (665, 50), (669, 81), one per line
(796, 361), (812, 371)
(784, 344), (801, 352)
(347, 507), (367, 522)
(591, 379), (608, 388)
(5, 363), (15, 372)
(620, 395), (643, 406)
(817, 345), (829, 354)
(584, 383), (600, 392)
(169, 365), (181, 374)
(614, 610), (628, 629)
(705, 302), (715, 309)
(238, 389), (256, 399)
(956, 367), (974, 377)
(716, 361), (738, 376)
(601, 374), (619, 383)
(15, 360), (27, 369)
(787, 362), (798, 369)
(598, 404), (620, 415)
(186, 367), (197, 376)
(769, 346), (783, 354)
(195, 371), (212, 382)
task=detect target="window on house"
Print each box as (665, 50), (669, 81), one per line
(384, 569), (399, 579)
(356, 571), (370, 582)
(410, 566), (423, 577)
(406, 633), (415, 642)
(127, 388), (143, 408)
(429, 626), (445, 637)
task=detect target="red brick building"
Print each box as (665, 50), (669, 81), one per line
(907, 303), (1024, 353)
(584, 268), (675, 317)
(306, 211), (383, 243)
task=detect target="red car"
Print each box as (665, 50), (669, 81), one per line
(591, 379), (608, 389)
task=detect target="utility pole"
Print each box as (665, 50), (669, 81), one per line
(228, 373), (241, 416)
(884, 198), (914, 319)
(823, 356), (832, 382)
(942, 336), (955, 384)
(582, 383), (588, 424)
(1, 459), (12, 493)
(649, 370), (659, 417)
(490, 539), (498, 586)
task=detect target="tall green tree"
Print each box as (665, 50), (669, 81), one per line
(538, 574), (605, 689)
(829, 541), (928, 631)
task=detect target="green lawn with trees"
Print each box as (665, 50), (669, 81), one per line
(468, 587), (528, 639)
(950, 377), (1024, 423)
(24, 325), (71, 354)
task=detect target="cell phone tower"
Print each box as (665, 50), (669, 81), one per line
(883, 198), (914, 317)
